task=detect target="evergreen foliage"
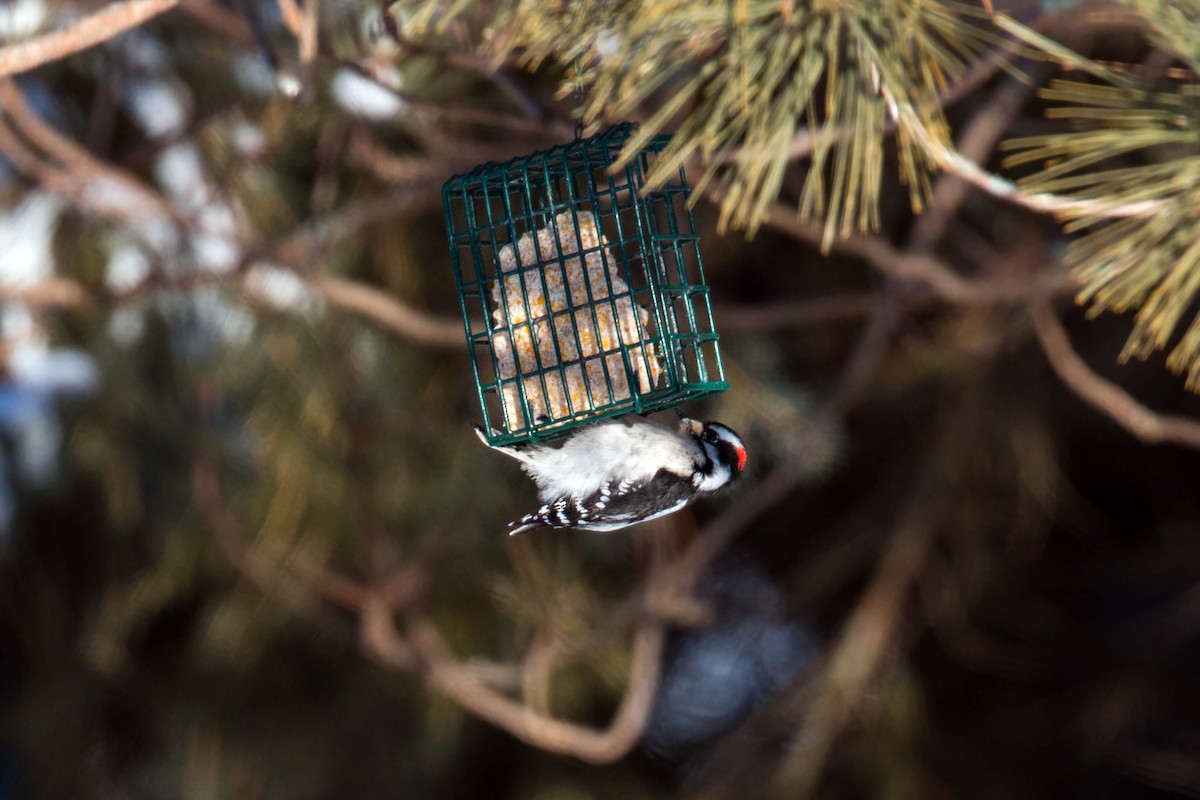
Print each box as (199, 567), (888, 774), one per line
(410, 0), (1002, 245)
(2, 1), (1200, 798)
(1003, 2), (1200, 387)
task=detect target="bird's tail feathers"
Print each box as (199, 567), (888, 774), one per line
(473, 425), (543, 466)
(508, 515), (546, 536)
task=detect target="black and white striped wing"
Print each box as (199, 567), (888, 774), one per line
(508, 470), (696, 535)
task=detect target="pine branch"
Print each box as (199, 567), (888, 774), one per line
(408, 0), (1000, 246)
(1001, 12), (1200, 390)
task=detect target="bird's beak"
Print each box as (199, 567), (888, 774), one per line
(678, 417), (703, 437)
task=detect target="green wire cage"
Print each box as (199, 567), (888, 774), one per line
(443, 123), (727, 446)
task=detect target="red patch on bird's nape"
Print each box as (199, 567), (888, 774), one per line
(735, 446), (747, 472)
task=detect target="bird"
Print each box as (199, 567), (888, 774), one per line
(474, 414), (747, 535)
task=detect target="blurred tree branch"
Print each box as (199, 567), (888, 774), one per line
(0, 0), (179, 78)
(191, 444), (670, 764)
(1031, 301), (1200, 451)
(5, 1), (1200, 793)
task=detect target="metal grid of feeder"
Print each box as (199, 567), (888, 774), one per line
(443, 122), (727, 446)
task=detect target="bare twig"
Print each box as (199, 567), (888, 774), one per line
(178, 0), (251, 39)
(764, 201), (1073, 305)
(520, 632), (561, 716)
(1111, 740), (1200, 798)
(906, 76), (1039, 253)
(0, 269), (465, 354)
(669, 460), (809, 596)
(375, 8), (546, 122)
(0, 79), (178, 224)
(770, 495), (938, 796)
(0, 79), (463, 351)
(883, 88), (1165, 220)
(1030, 302), (1200, 451)
(197, 431), (664, 764)
(190, 455), (350, 638)
(815, 296), (906, 426)
(349, 131), (525, 185)
(414, 618), (664, 764)
(328, 55), (565, 136)
(717, 293), (880, 331)
(0, 0), (179, 77)
(307, 276), (463, 348)
(669, 280), (907, 598)
(276, 0), (304, 37)
(357, 607), (665, 765)
(0, 277), (92, 309)
(299, 0), (319, 66)
(271, 187), (443, 265)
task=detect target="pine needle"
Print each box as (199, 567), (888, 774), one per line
(1002, 1), (1200, 391)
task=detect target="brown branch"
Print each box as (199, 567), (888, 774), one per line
(349, 131), (527, 186)
(1030, 302), (1200, 450)
(765, 204), (968, 301)
(667, 460), (809, 600)
(271, 187), (442, 265)
(0, 78), (464, 352)
(190, 455), (350, 638)
(187, 318), (657, 766)
(0, 79), (179, 224)
(709, 185), (1038, 306)
(286, 555), (373, 612)
(717, 293), (880, 331)
(0, 114), (53, 176)
(357, 602), (664, 765)
(814, 297), (906, 427)
(375, 9), (546, 123)
(178, 0), (252, 41)
(298, 0), (319, 66)
(328, 56), (564, 136)
(906, 75), (1038, 253)
(350, 133), (452, 183)
(883, 86), (1164, 220)
(276, 0), (304, 38)
(670, 207), (919, 596)
(769, 497), (938, 796)
(1112, 739), (1200, 797)
(0, 0), (179, 77)
(0, 277), (93, 308)
(196, 442), (665, 763)
(411, 617), (664, 765)
(668, 290), (908, 596)
(307, 276), (463, 349)
(358, 596), (418, 670)
(764, 201), (1073, 305)
(0, 270), (465, 357)
(520, 632), (560, 716)
(763, 382), (1004, 795)
(0, 115), (171, 227)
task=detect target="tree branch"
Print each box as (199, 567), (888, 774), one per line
(717, 293), (880, 331)
(190, 454), (350, 639)
(0, 0), (179, 78)
(307, 275), (464, 348)
(412, 617), (664, 765)
(0, 79), (179, 224)
(1030, 302), (1200, 451)
(883, 85), (1165, 221)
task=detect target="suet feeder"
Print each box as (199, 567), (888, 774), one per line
(443, 123), (727, 446)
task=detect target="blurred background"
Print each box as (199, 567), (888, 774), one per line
(2, 0), (1200, 798)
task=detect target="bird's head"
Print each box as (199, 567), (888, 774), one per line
(681, 417), (748, 482)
